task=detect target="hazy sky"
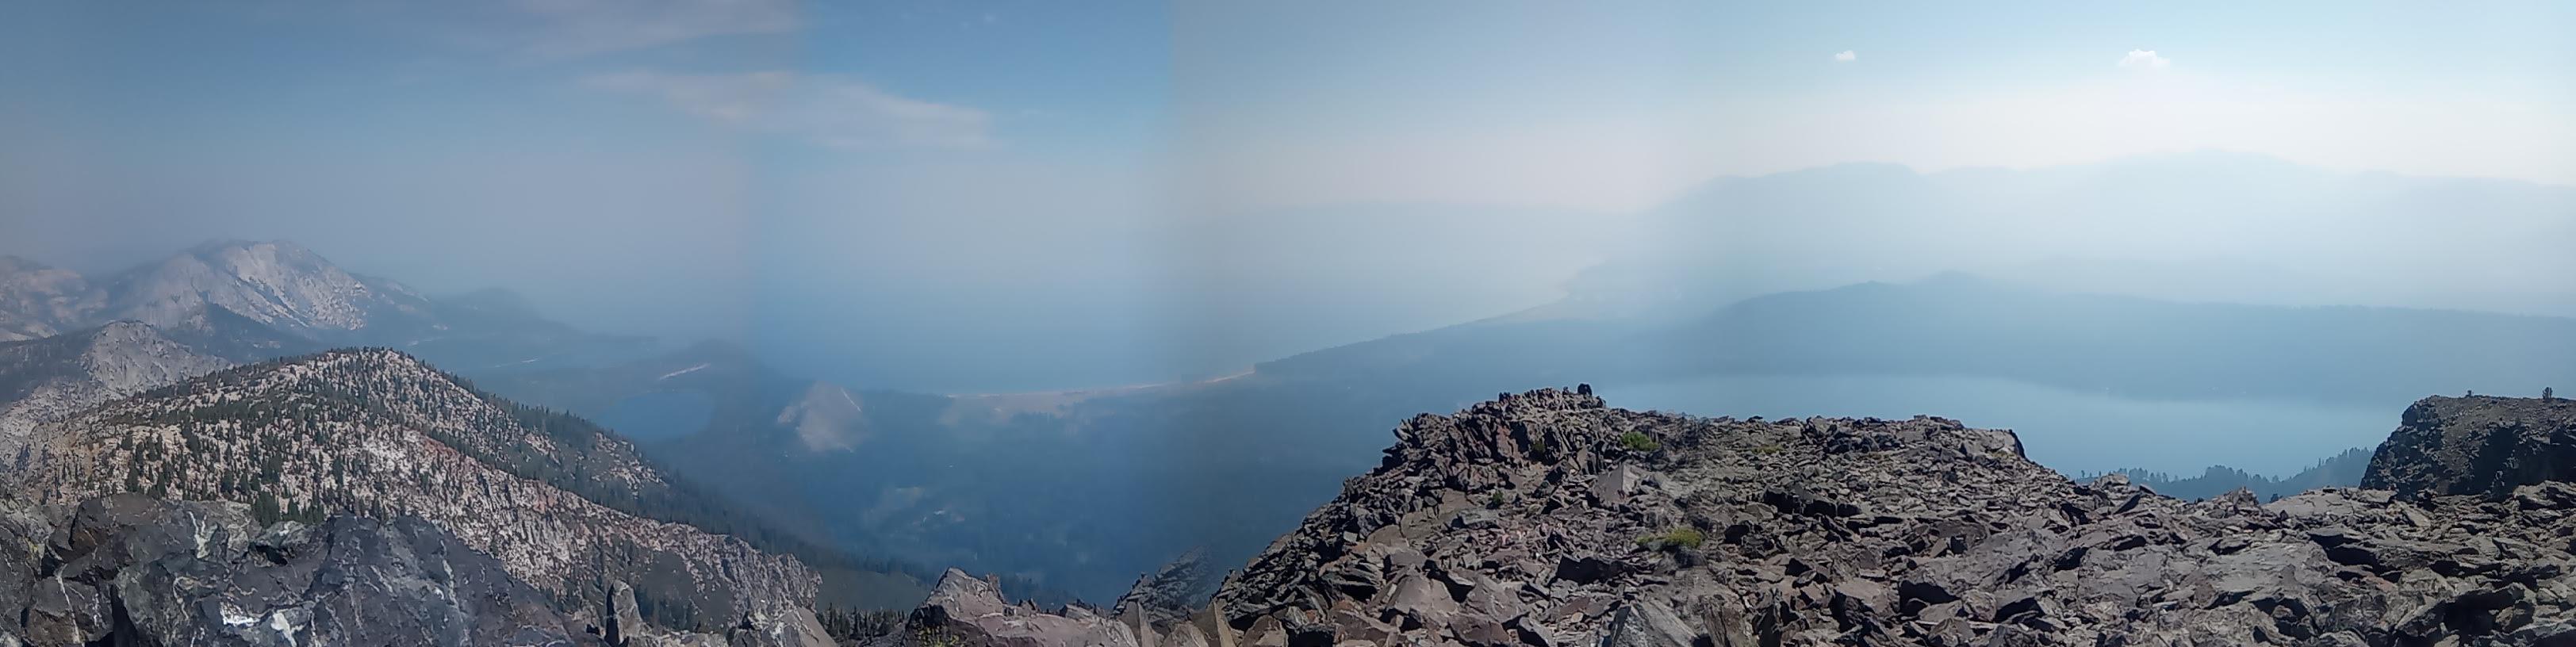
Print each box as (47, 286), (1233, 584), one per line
(3, 1), (2570, 390)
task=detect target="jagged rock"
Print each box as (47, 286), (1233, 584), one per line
(2364, 395), (2576, 497)
(609, 580), (648, 645)
(23, 579), (109, 644)
(1, 494), (592, 645)
(903, 569), (1142, 647)
(1591, 463), (1650, 507)
(1115, 548), (1215, 630)
(721, 605), (837, 647)
(1209, 388), (2576, 645)
(1599, 600), (1696, 647)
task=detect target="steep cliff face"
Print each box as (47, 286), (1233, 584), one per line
(2364, 395), (2576, 497)
(12, 349), (820, 633)
(1198, 389), (2576, 645)
(0, 322), (233, 456)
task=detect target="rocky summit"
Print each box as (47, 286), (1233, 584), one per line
(2364, 395), (2576, 498)
(1167, 389), (2576, 646)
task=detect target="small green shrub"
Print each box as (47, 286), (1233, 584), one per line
(1637, 527), (1705, 553)
(1618, 431), (1661, 453)
(1750, 443), (1783, 455)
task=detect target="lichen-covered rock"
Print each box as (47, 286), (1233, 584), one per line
(1210, 388), (2576, 646)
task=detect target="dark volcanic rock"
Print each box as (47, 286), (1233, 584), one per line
(2, 494), (592, 646)
(1206, 388), (2576, 646)
(1114, 549), (1214, 630)
(2363, 395), (2576, 497)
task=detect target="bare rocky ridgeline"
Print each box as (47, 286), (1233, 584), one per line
(882, 389), (2576, 646)
(2, 348), (826, 644)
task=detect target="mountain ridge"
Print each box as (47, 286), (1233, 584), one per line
(0, 321), (233, 458)
(10, 347), (825, 632)
(0, 239), (653, 370)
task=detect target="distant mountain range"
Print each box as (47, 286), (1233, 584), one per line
(458, 274), (2576, 600)
(0, 322), (232, 457)
(0, 240), (651, 370)
(1570, 151), (2576, 321)
(1265, 273), (2576, 406)
(9, 233), (2574, 606)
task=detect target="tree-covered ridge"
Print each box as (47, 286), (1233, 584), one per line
(17, 347), (826, 630)
(79, 347), (826, 557)
(2085, 446), (2374, 501)
(0, 331), (92, 404)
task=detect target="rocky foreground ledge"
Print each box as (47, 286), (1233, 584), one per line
(885, 389), (2576, 646)
(0, 494), (831, 647)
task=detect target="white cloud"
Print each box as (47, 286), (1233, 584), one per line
(511, 0), (799, 57)
(2118, 49), (2172, 71)
(1834, 50), (1857, 63)
(586, 71), (995, 149)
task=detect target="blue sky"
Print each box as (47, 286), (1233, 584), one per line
(3, 1), (2570, 390)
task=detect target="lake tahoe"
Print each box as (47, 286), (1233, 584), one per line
(1600, 373), (2402, 477)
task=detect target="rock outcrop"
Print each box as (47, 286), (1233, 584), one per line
(0, 494), (591, 645)
(1114, 549), (1214, 630)
(1202, 389), (2576, 645)
(0, 493), (841, 647)
(894, 569), (1144, 647)
(2364, 395), (2576, 497)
